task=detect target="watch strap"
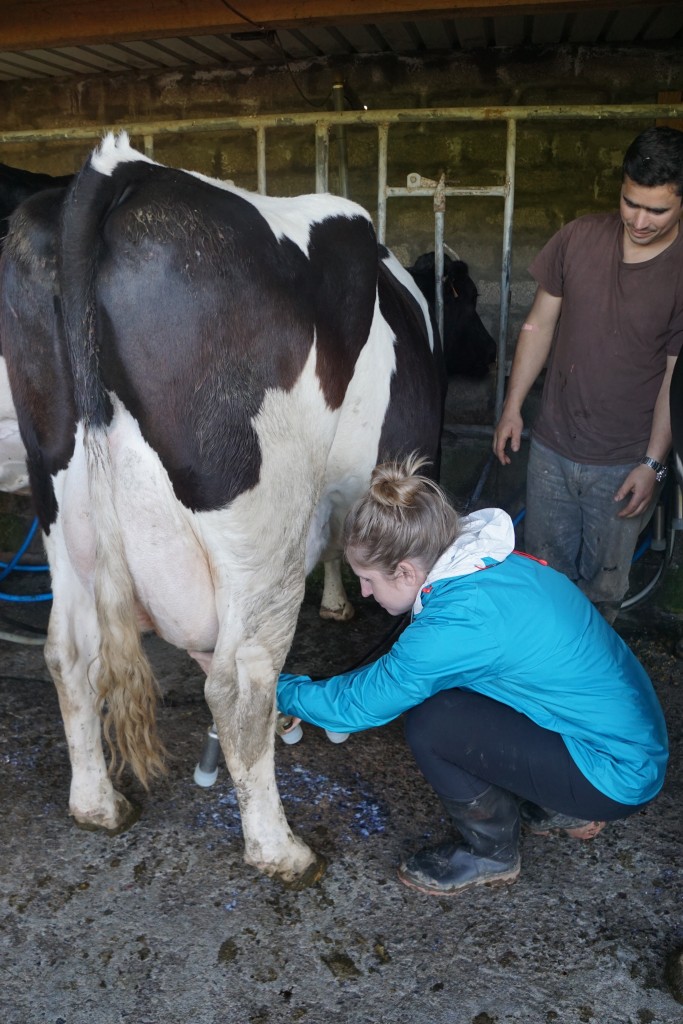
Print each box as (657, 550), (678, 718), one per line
(640, 456), (668, 480)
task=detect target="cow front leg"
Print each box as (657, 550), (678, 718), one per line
(45, 567), (138, 834)
(319, 557), (354, 621)
(206, 642), (326, 888)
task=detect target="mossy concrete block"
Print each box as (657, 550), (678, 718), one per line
(0, 514), (30, 555)
(0, 494), (42, 561)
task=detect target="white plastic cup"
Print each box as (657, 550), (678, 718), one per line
(280, 723), (303, 744)
(193, 763), (219, 787)
(325, 730), (350, 744)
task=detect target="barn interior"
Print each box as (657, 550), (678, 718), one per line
(1, 3), (683, 1023)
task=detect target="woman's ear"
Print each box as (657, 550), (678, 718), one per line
(396, 560), (427, 586)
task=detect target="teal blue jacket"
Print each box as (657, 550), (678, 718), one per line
(277, 550), (668, 806)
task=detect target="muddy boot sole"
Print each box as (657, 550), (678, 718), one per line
(397, 859), (520, 896)
(527, 820), (606, 840)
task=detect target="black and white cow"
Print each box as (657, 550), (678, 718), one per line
(0, 133), (445, 885)
(407, 251), (496, 378)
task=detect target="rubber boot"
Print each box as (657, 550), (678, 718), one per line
(519, 800), (606, 840)
(397, 785), (521, 896)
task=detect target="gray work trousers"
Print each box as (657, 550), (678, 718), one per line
(524, 438), (652, 624)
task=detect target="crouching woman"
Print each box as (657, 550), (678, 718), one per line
(277, 456), (668, 896)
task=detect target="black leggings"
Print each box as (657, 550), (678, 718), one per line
(405, 689), (645, 821)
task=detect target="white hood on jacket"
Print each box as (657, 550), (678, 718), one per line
(413, 507), (516, 614)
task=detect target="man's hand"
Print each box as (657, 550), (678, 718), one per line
(614, 464), (658, 518)
(493, 408), (524, 465)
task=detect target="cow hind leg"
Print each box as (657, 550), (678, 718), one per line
(319, 557), (354, 621)
(44, 554), (140, 834)
(206, 638), (326, 888)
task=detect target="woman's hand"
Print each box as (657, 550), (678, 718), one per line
(276, 712), (302, 735)
(282, 716), (302, 733)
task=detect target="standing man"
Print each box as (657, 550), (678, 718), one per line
(493, 126), (683, 623)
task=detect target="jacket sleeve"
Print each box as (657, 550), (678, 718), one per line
(276, 654), (438, 733)
(277, 599), (499, 733)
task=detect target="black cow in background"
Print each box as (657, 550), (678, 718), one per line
(408, 251), (496, 378)
(0, 163), (73, 247)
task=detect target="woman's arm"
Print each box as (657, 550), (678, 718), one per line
(277, 597), (498, 733)
(276, 655), (435, 734)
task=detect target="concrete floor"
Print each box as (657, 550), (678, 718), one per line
(1, 420), (683, 1024)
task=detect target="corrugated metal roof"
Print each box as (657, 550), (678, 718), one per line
(0, 4), (681, 82)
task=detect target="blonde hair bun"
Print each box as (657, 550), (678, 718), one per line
(344, 452), (460, 575)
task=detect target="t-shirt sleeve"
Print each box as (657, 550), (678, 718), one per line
(529, 224), (570, 299)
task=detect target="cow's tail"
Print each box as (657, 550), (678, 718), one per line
(59, 134), (166, 787)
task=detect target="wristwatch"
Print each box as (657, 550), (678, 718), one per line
(640, 456), (668, 482)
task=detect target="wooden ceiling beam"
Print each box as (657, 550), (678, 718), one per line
(1, 1), (679, 52)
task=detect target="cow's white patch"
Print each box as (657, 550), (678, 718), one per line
(306, 294), (398, 571)
(232, 189), (371, 257)
(198, 340), (337, 612)
(91, 131), (157, 176)
(381, 248), (435, 353)
(54, 409), (219, 652)
(189, 168), (372, 256)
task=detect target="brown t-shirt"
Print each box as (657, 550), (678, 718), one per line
(530, 212), (683, 464)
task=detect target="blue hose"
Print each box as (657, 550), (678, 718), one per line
(0, 517), (52, 602)
(511, 507), (525, 528)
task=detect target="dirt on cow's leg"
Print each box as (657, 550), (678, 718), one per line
(241, 821), (325, 887)
(319, 601), (355, 622)
(280, 851), (328, 890)
(71, 790), (142, 835)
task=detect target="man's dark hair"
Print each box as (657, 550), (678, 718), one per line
(622, 126), (683, 197)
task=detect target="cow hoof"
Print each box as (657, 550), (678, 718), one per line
(281, 853), (328, 891)
(71, 795), (142, 836)
(319, 603), (355, 622)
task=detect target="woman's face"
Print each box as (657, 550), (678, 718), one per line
(347, 553), (427, 616)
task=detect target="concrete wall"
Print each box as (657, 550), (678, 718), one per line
(0, 44), (680, 368)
